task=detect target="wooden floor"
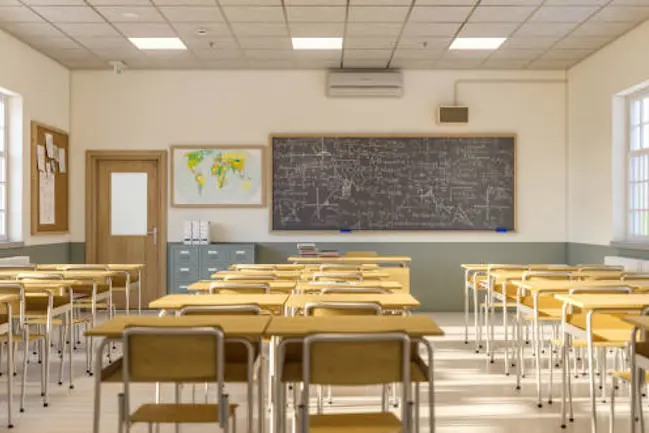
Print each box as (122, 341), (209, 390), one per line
(0, 313), (637, 432)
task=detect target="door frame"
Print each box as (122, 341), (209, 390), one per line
(85, 150), (168, 292)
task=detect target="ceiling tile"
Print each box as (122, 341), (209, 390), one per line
(201, 59), (249, 69)
(348, 6), (410, 21)
(539, 48), (594, 60)
(478, 0), (542, 4)
(457, 22), (518, 37)
(91, 46), (142, 60)
(554, 36), (610, 49)
(398, 36), (450, 49)
(482, 58), (532, 68)
(58, 58), (108, 69)
(529, 6), (599, 22)
(0, 0), (20, 4)
(244, 49), (293, 59)
(73, 36), (132, 50)
(286, 6), (346, 21)
(469, 6), (536, 22)
(231, 22), (288, 36)
(590, 6), (649, 22)
(544, 0), (607, 4)
(344, 37), (397, 49)
(21, 34), (80, 49)
(289, 22), (344, 37)
(489, 47), (543, 59)
(515, 22), (578, 37)
(21, 0), (86, 5)
(172, 22), (232, 38)
(247, 59), (296, 68)
(0, 21), (61, 36)
(527, 58), (579, 69)
(392, 48), (444, 59)
(87, 0), (151, 4)
(0, 6), (44, 22)
(113, 22), (177, 37)
(219, 0), (281, 3)
(158, 6), (224, 23)
(416, 0), (477, 5)
(283, 0), (345, 5)
(443, 49), (492, 59)
(571, 21), (636, 36)
(351, 0), (413, 4)
(48, 47), (95, 60)
(343, 48), (392, 59)
(182, 36), (238, 51)
(293, 49), (341, 59)
(435, 58), (484, 68)
(57, 22), (121, 37)
(31, 6), (105, 22)
(192, 49), (244, 59)
(342, 59), (389, 68)
(501, 36), (562, 48)
(401, 22), (461, 36)
(611, 0), (649, 4)
(149, 58), (204, 69)
(295, 58), (341, 69)
(389, 59), (438, 68)
(152, 0), (216, 4)
(222, 6), (286, 22)
(94, 6), (165, 22)
(237, 36), (291, 49)
(409, 6), (473, 22)
(345, 22), (403, 36)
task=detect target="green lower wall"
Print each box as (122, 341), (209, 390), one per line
(25, 241), (647, 311)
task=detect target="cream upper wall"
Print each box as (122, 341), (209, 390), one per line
(0, 29), (70, 246)
(568, 20), (649, 245)
(71, 69), (567, 243)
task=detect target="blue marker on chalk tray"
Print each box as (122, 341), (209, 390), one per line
(496, 227), (508, 233)
(340, 228), (352, 233)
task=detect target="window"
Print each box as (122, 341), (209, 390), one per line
(627, 91), (649, 239)
(0, 95), (7, 241)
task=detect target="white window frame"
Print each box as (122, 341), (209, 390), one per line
(0, 94), (7, 241)
(626, 89), (649, 241)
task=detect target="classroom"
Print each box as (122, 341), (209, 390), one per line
(1, 1), (649, 432)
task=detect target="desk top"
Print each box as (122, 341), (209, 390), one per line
(37, 264), (144, 271)
(189, 280), (296, 292)
(0, 269), (119, 280)
(213, 270), (301, 280)
(461, 264), (573, 272)
(265, 316), (443, 337)
(85, 315), (271, 339)
(555, 293), (649, 310)
(300, 270), (390, 280)
(514, 279), (649, 294)
(287, 256), (411, 264)
(149, 294), (288, 310)
(295, 281), (402, 291)
(622, 316), (649, 330)
(286, 294), (419, 309)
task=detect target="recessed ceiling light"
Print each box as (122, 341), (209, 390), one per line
(292, 37), (343, 50)
(121, 12), (139, 19)
(196, 28), (208, 36)
(129, 37), (187, 50)
(449, 37), (506, 50)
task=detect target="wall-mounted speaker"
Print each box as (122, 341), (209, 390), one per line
(438, 106), (469, 124)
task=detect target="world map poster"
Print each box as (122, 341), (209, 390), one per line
(171, 146), (265, 207)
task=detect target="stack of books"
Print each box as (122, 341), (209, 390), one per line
(319, 249), (340, 258)
(297, 243), (318, 257)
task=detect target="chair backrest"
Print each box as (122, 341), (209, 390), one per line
(345, 251), (378, 257)
(208, 283), (270, 295)
(311, 272), (363, 281)
(487, 264), (529, 273)
(577, 265), (625, 280)
(303, 301), (382, 317)
(568, 285), (633, 295)
(16, 273), (62, 280)
(62, 265), (109, 271)
(319, 264), (363, 272)
(299, 332), (410, 433)
(179, 305), (262, 316)
(223, 274), (277, 281)
(522, 271), (572, 281)
(0, 283), (25, 325)
(233, 264), (276, 271)
(122, 326), (228, 428)
(320, 287), (388, 295)
(0, 264), (36, 271)
(622, 273), (649, 280)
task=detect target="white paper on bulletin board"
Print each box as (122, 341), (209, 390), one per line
(39, 172), (55, 225)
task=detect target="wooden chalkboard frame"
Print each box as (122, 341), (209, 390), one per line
(31, 121), (69, 234)
(269, 133), (517, 232)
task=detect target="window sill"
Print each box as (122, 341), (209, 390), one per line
(0, 242), (24, 250)
(610, 240), (649, 251)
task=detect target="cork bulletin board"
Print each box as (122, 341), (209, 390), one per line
(31, 121), (69, 234)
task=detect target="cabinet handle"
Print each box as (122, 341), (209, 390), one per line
(208, 268), (217, 272)
(179, 267), (190, 272)
(179, 285), (188, 290)
(179, 251), (190, 255)
(208, 251), (219, 255)
(235, 250), (246, 255)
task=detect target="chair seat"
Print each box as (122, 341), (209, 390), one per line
(130, 403), (237, 424)
(309, 412), (402, 433)
(610, 371), (649, 384)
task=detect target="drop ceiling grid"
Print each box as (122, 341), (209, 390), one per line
(0, 0), (646, 69)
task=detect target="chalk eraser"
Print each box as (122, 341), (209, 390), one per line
(496, 228), (508, 233)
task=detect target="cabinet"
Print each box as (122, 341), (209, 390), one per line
(168, 243), (256, 294)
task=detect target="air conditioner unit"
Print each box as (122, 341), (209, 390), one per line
(327, 69), (403, 98)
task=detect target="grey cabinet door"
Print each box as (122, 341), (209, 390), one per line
(226, 245), (255, 263)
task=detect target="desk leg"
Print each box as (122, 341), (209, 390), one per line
(464, 270), (470, 344)
(93, 339), (109, 433)
(137, 271), (142, 315)
(533, 294), (542, 408)
(423, 339), (435, 433)
(6, 303), (13, 428)
(89, 284), (97, 376)
(258, 337), (265, 433)
(516, 295), (522, 390)
(586, 311), (598, 433)
(630, 328), (638, 433)
(502, 282), (509, 376)
(473, 279), (480, 353)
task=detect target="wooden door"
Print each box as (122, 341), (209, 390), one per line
(86, 151), (167, 308)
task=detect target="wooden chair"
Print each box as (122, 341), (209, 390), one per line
(223, 274), (277, 282)
(576, 265), (625, 280)
(117, 326), (238, 433)
(311, 272), (363, 282)
(209, 283), (270, 295)
(232, 264), (276, 271)
(0, 283), (24, 428)
(319, 287), (388, 295)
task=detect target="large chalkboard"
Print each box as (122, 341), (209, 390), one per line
(271, 135), (516, 231)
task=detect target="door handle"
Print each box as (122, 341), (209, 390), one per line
(148, 226), (158, 245)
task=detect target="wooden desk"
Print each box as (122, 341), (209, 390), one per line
(149, 294), (288, 312)
(189, 280), (296, 293)
(515, 279), (649, 294)
(0, 293), (18, 427)
(294, 280), (402, 293)
(287, 256), (411, 267)
(299, 270), (390, 280)
(229, 264), (305, 271)
(621, 315), (649, 433)
(285, 294), (419, 311)
(555, 294), (649, 433)
(212, 270), (301, 280)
